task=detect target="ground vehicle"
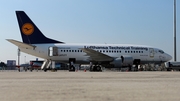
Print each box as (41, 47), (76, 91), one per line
(165, 62), (180, 71)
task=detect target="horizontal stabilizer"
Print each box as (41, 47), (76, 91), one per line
(6, 39), (36, 49)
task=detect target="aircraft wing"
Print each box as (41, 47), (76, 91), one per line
(6, 39), (36, 49)
(81, 48), (114, 62)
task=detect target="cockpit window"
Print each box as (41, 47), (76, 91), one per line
(159, 50), (164, 54)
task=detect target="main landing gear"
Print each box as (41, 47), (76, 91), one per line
(89, 63), (102, 72)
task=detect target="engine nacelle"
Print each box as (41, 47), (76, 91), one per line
(110, 58), (122, 68)
(110, 55), (133, 68)
(121, 55), (133, 67)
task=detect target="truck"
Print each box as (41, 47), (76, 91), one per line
(165, 62), (180, 71)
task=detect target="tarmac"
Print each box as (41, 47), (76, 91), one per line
(0, 70), (180, 101)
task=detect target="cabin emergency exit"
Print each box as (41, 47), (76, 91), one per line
(49, 47), (58, 56)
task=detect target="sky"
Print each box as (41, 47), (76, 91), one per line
(0, 0), (179, 64)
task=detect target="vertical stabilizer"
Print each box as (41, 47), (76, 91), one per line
(16, 11), (64, 44)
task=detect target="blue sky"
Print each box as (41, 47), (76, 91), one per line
(0, 0), (179, 64)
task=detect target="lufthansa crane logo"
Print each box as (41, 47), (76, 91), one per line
(22, 23), (34, 35)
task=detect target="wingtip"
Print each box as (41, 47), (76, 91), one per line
(6, 39), (12, 41)
(6, 39), (15, 41)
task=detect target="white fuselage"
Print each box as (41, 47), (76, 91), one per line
(19, 43), (172, 64)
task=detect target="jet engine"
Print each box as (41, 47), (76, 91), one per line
(110, 58), (122, 68)
(121, 55), (133, 67)
(110, 55), (133, 68)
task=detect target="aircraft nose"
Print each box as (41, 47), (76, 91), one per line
(166, 53), (172, 61)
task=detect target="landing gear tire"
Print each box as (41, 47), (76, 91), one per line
(96, 66), (102, 72)
(90, 65), (102, 72)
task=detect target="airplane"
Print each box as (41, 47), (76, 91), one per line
(7, 11), (172, 72)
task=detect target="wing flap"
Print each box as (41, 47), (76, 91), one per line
(6, 39), (36, 49)
(81, 48), (113, 61)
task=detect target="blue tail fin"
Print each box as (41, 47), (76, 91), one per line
(16, 11), (64, 44)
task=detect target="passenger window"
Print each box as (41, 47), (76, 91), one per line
(69, 50), (71, 52)
(72, 50), (74, 52)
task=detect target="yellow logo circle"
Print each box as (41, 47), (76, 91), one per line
(22, 23), (34, 35)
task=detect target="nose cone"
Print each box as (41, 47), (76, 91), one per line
(165, 53), (172, 61)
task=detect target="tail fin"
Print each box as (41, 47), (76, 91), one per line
(16, 11), (64, 44)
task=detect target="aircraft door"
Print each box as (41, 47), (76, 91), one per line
(49, 47), (58, 56)
(149, 48), (154, 58)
